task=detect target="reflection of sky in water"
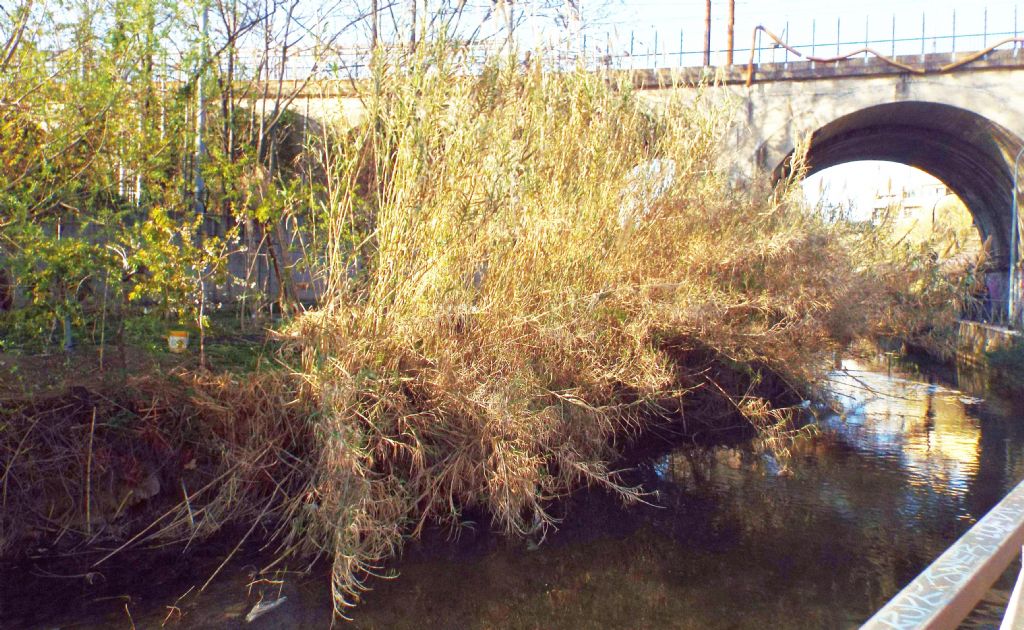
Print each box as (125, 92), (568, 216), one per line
(648, 356), (1000, 543)
(823, 359), (981, 502)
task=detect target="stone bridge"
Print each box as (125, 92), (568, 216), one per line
(631, 48), (1024, 275)
(270, 47), (1024, 318)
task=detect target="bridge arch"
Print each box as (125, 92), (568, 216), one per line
(772, 101), (1023, 267)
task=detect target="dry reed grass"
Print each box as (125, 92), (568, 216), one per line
(0, 370), (313, 563)
(0, 35), (966, 620)
(278, 38), (965, 613)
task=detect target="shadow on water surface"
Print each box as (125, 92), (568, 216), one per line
(3, 356), (1024, 629)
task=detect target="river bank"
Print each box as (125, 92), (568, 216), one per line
(3, 354), (1021, 628)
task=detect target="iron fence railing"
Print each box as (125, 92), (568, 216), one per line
(195, 28), (1023, 84)
(25, 7), (1024, 83)
(223, 26), (1024, 82)
(565, 7), (1024, 71)
(961, 297), (1017, 329)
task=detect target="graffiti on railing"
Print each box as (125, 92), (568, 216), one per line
(863, 479), (1024, 629)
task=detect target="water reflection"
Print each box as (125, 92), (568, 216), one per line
(825, 359), (982, 502)
(348, 356), (1024, 629)
(6, 357), (1024, 629)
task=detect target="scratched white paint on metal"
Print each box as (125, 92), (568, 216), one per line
(862, 480), (1024, 629)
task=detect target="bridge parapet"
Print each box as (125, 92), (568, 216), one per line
(628, 47), (1024, 89)
(239, 46), (1024, 103)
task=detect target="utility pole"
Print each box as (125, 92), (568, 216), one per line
(1010, 146), (1024, 325)
(506, 0), (515, 46)
(703, 0), (712, 66)
(371, 0), (378, 50)
(726, 0), (735, 66)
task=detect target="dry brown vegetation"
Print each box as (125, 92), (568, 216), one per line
(0, 372), (312, 557)
(277, 40), (966, 612)
(0, 39), (968, 619)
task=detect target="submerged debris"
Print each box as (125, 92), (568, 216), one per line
(245, 596), (288, 623)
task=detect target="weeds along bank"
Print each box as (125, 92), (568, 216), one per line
(0, 42), (965, 618)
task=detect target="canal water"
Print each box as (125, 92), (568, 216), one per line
(5, 356), (1024, 629)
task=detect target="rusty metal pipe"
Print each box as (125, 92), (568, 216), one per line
(726, 0), (735, 66)
(744, 24), (1024, 87)
(704, 0), (711, 66)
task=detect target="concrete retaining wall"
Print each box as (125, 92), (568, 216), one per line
(957, 320), (1022, 365)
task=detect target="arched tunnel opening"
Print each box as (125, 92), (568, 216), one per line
(804, 161), (981, 254)
(774, 101), (1024, 281)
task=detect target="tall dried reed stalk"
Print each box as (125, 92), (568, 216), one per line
(282, 37), (963, 614)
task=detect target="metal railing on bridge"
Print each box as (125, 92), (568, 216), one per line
(281, 8), (1024, 80)
(208, 23), (1024, 83)
(52, 6), (1019, 86)
(583, 19), (1024, 73)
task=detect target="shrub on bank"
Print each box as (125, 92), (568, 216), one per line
(0, 38), (966, 618)
(281, 40), (965, 613)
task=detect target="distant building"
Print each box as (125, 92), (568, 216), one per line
(870, 181), (981, 262)
(871, 182), (951, 223)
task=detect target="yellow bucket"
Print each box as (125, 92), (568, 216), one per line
(168, 330), (189, 353)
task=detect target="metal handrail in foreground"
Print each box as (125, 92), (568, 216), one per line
(863, 479), (1024, 629)
(1001, 553), (1024, 629)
